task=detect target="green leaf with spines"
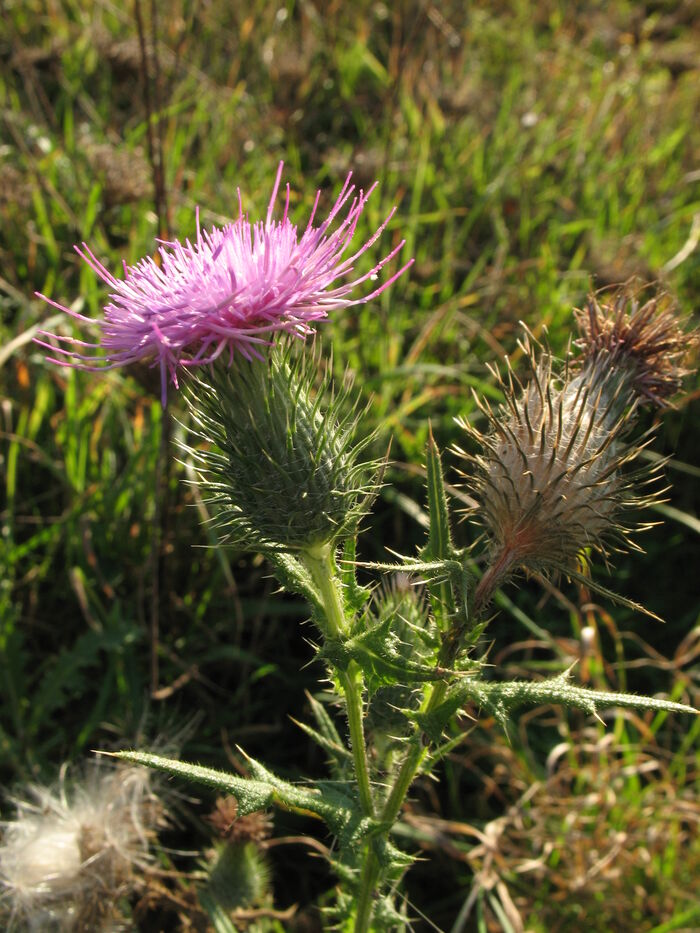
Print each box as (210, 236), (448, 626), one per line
(114, 750), (317, 817)
(408, 670), (697, 741)
(313, 779), (380, 852)
(565, 565), (664, 622)
(307, 689), (348, 751)
(420, 427), (456, 631)
(460, 671), (697, 727)
(113, 749), (375, 840)
(322, 615), (447, 694)
(290, 715), (351, 764)
(267, 551), (323, 613)
(291, 697), (352, 778)
(362, 556), (471, 607)
(327, 838), (414, 931)
(420, 728), (474, 775)
(406, 675), (481, 744)
(340, 536), (373, 616)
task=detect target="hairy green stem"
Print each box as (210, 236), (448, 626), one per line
(342, 663), (375, 820)
(354, 852), (381, 932)
(350, 680), (453, 931)
(302, 545), (380, 930)
(381, 679), (448, 826)
(302, 544), (346, 639)
(302, 545), (375, 821)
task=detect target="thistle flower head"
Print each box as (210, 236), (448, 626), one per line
(574, 286), (697, 408)
(456, 335), (662, 591)
(185, 342), (382, 553)
(0, 764), (164, 931)
(36, 162), (412, 404)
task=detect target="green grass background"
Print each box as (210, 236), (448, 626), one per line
(1, 1), (698, 929)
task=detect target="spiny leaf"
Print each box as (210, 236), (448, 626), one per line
(268, 551), (323, 613)
(362, 557), (458, 575)
(407, 677), (479, 744)
(340, 536), (373, 616)
(420, 427), (456, 631)
(290, 715), (350, 765)
(461, 671), (697, 729)
(113, 750), (284, 816)
(424, 426), (453, 556)
(421, 728), (474, 774)
(409, 670), (696, 743)
(364, 555), (472, 604)
(307, 689), (347, 750)
(113, 749), (351, 829)
(323, 615), (449, 694)
(565, 565), (664, 622)
(291, 705), (352, 776)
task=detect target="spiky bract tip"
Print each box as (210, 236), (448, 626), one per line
(185, 342), (383, 553)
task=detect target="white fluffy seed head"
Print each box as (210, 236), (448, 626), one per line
(0, 764), (164, 931)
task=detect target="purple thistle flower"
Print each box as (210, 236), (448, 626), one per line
(36, 162), (412, 404)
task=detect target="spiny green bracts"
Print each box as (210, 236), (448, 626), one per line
(183, 342), (383, 553)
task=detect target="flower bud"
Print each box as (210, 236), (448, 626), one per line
(185, 343), (381, 553)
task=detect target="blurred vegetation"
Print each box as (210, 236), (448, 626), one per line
(1, 1), (698, 929)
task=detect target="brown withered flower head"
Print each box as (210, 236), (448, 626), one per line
(205, 796), (272, 846)
(574, 286), (697, 408)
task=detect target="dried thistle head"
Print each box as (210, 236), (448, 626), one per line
(456, 336), (663, 594)
(0, 764), (166, 931)
(574, 286), (697, 408)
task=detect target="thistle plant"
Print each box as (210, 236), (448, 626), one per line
(37, 166), (697, 931)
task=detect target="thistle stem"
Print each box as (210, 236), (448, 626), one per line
(380, 679), (447, 826)
(342, 663), (375, 819)
(302, 545), (375, 821)
(473, 546), (516, 615)
(354, 853), (380, 932)
(302, 544), (346, 639)
(352, 682), (453, 932)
